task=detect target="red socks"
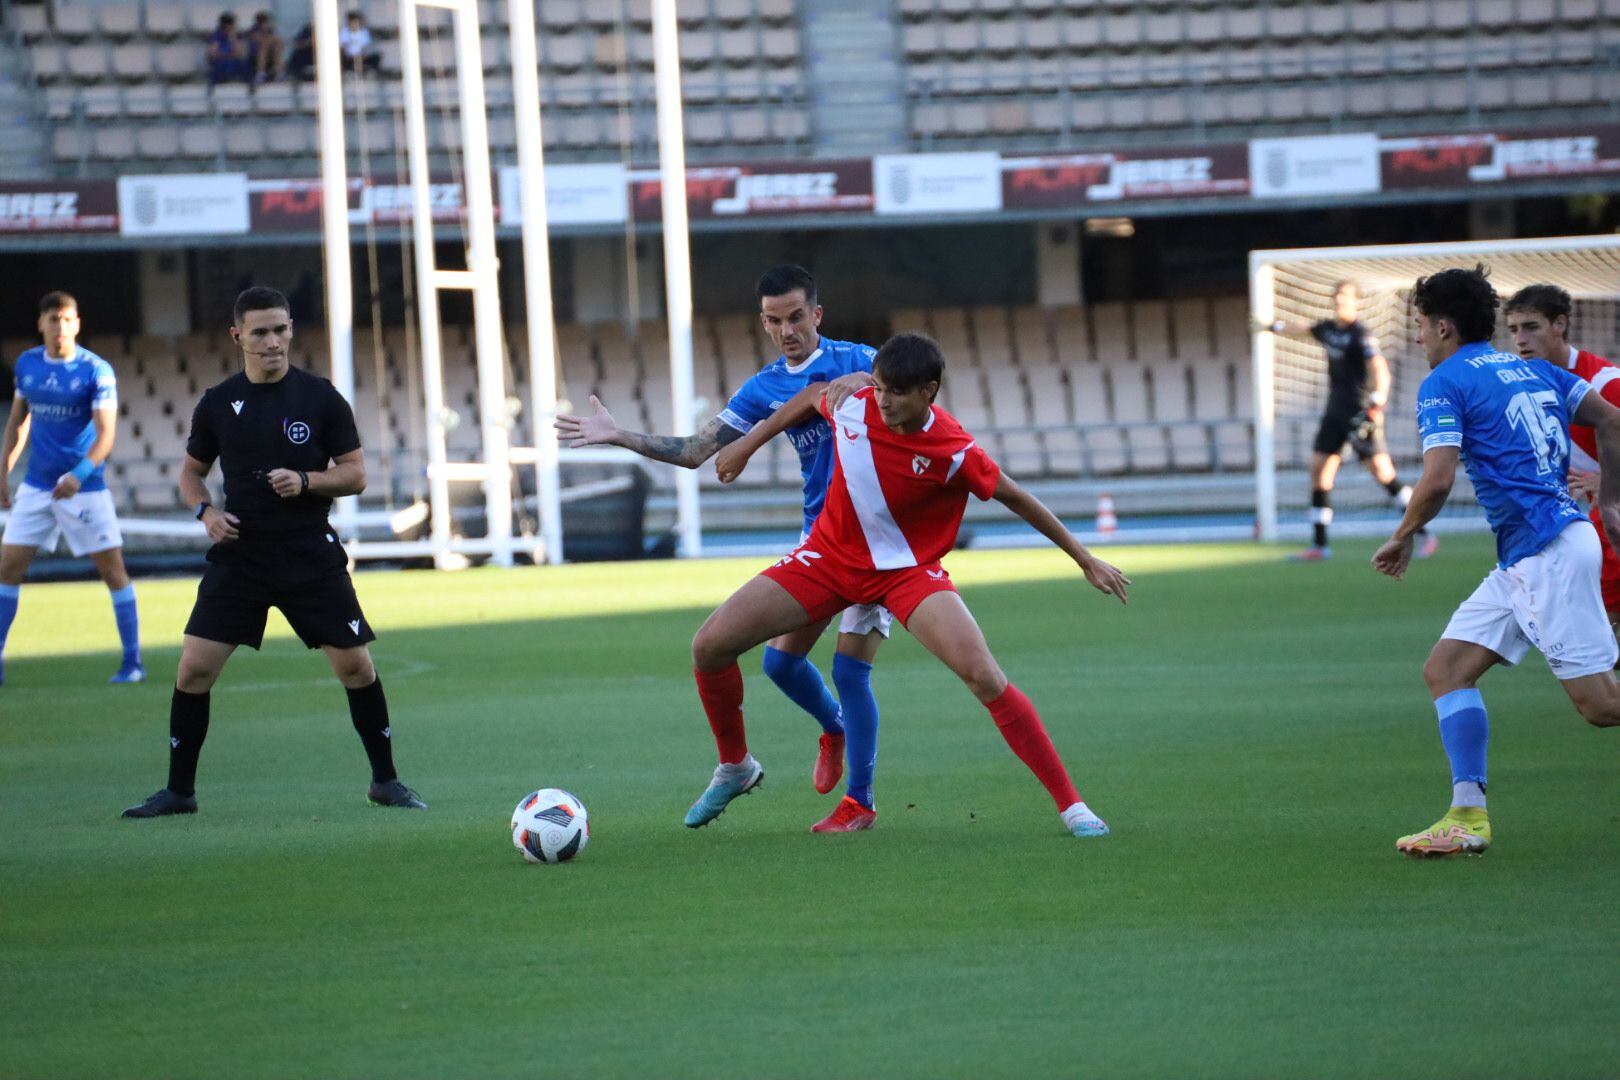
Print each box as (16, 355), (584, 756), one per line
(694, 663), (749, 764)
(987, 684), (1080, 810)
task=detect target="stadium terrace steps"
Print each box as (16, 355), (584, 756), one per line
(0, 39), (47, 176)
(801, 0), (909, 155)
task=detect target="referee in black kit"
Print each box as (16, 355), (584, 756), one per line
(123, 287), (425, 817)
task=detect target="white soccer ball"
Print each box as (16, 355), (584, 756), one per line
(511, 788), (589, 864)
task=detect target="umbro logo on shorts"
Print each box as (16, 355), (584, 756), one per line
(348, 619), (361, 635)
(231, 400), (244, 415)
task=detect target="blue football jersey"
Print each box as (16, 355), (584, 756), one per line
(1416, 341), (1590, 567)
(718, 336), (877, 533)
(11, 346), (118, 493)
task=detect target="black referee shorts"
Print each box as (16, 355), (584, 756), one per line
(185, 531), (377, 651)
(1313, 406), (1389, 460)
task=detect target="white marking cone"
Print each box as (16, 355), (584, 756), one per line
(1096, 492), (1117, 540)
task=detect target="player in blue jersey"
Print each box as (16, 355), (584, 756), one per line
(555, 265), (888, 829)
(1372, 266), (1620, 857)
(0, 292), (143, 686)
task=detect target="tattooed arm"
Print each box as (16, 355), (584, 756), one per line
(555, 394), (742, 469)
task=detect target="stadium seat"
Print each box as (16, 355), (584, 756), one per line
(51, 126), (90, 164)
(179, 122), (223, 159)
(52, 5), (97, 41)
(31, 44), (69, 84)
(81, 85), (122, 120)
(93, 126), (138, 160)
(153, 42), (197, 80)
(44, 86), (77, 121)
(168, 84), (211, 117)
(110, 43), (156, 82)
(14, 3), (51, 41)
(124, 84), (167, 119)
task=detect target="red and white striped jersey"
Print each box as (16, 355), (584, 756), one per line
(806, 387), (1001, 570)
(1561, 347), (1620, 470)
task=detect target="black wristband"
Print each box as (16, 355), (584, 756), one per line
(298, 470), (309, 494)
(194, 501), (211, 520)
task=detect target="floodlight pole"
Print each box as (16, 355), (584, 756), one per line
(401, 0), (513, 568)
(313, 0), (357, 540)
(651, 0), (702, 557)
(399, 0), (453, 566)
(508, 0), (565, 565)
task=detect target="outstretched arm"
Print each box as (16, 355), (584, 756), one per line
(1373, 446), (1457, 579)
(714, 382), (825, 484)
(554, 394), (740, 469)
(991, 473), (1130, 604)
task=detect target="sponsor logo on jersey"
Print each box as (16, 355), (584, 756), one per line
(775, 548), (822, 568)
(348, 619), (360, 635)
(381, 726), (391, 739)
(912, 454), (931, 475)
(284, 419), (311, 444)
(926, 568), (946, 580)
(231, 400), (244, 415)
(840, 425), (859, 441)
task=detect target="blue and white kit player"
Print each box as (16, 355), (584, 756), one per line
(0, 291), (143, 686)
(1372, 267), (1620, 857)
(556, 265), (889, 823)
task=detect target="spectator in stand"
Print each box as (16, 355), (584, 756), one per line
(248, 11), (285, 83)
(286, 23), (315, 82)
(339, 10), (381, 76)
(206, 13), (252, 86)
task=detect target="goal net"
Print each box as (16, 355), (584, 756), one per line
(1250, 234), (1620, 542)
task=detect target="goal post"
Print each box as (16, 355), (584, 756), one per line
(1249, 234), (1620, 543)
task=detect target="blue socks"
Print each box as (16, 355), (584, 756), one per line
(762, 646), (844, 737)
(1435, 688), (1488, 787)
(0, 583), (17, 682)
(833, 653), (878, 809)
(110, 584), (141, 668)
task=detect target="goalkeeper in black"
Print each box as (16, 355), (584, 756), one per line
(1263, 279), (1436, 561)
(122, 286), (425, 818)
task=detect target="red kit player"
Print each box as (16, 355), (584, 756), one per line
(683, 332), (1130, 837)
(1507, 283), (1620, 636)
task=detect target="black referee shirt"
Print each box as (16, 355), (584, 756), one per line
(187, 366), (362, 538)
(1310, 319), (1380, 412)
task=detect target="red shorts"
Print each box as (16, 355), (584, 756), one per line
(761, 544), (958, 627)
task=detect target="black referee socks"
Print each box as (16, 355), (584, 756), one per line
(167, 688), (210, 797)
(346, 676), (398, 784)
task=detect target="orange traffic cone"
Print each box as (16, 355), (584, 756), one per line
(1096, 493), (1117, 539)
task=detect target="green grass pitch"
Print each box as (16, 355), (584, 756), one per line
(3, 535), (1617, 1078)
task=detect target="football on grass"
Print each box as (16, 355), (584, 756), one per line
(511, 789), (589, 864)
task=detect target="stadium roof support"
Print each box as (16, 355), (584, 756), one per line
(314, 0), (356, 540)
(652, 0), (702, 557)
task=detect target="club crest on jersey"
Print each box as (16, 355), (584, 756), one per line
(231, 400), (244, 415)
(912, 454), (931, 475)
(284, 419), (311, 444)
